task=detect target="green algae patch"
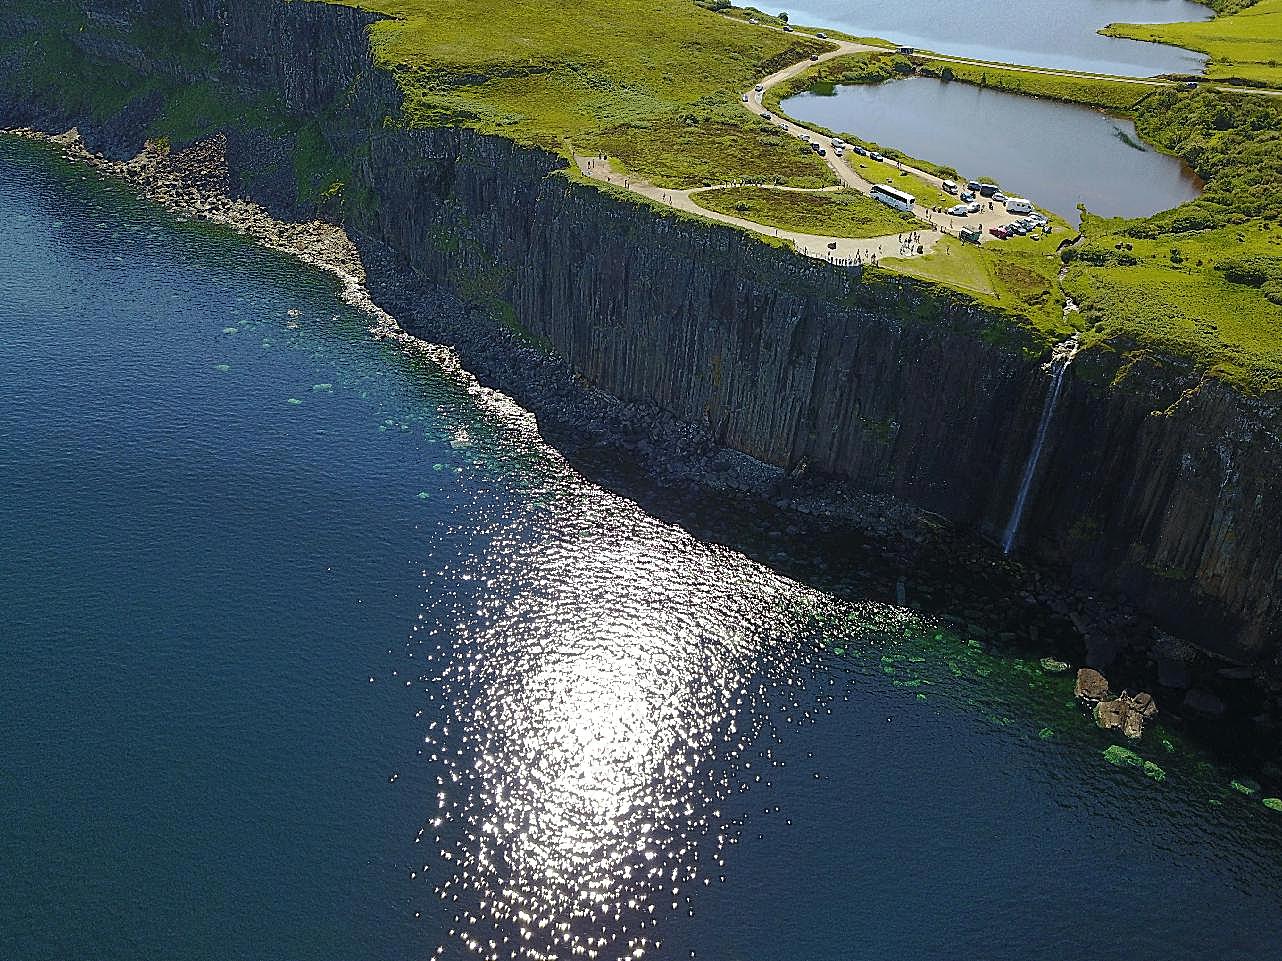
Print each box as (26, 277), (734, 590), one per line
(1104, 745), (1145, 769)
(1038, 727), (1056, 741)
(286, 397), (303, 406)
(1262, 797), (1282, 813)
(1143, 761), (1167, 782)
(213, 363), (231, 373)
(1231, 777), (1262, 797)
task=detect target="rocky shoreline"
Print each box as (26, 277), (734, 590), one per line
(9, 124), (1281, 789)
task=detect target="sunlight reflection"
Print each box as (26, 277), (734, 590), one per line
(415, 488), (814, 960)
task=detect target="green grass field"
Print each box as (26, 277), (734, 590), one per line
(883, 234), (1069, 332)
(1105, 0), (1282, 85)
(1064, 220), (1282, 389)
(328, 0), (839, 187)
(689, 186), (919, 235)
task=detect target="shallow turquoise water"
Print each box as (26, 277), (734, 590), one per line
(2, 136), (1281, 961)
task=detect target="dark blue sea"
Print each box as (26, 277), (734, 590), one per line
(2, 136), (1280, 961)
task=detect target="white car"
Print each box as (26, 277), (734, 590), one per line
(755, 85), (764, 92)
(948, 204), (970, 216)
(967, 201), (982, 214)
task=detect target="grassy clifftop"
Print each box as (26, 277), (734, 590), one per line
(333, 0), (837, 187)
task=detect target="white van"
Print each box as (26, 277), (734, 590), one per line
(1005, 197), (1034, 214)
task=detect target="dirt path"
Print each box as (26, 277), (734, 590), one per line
(573, 154), (936, 264)
(572, 24), (1085, 259)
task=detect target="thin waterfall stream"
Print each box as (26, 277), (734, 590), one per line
(1002, 338), (1079, 554)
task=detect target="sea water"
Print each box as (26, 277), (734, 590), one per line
(2, 137), (1280, 961)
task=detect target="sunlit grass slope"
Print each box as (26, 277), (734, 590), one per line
(1105, 0), (1282, 85)
(689, 186), (920, 236)
(329, 0), (837, 186)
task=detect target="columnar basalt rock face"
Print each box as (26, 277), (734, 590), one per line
(5, 0), (1280, 668)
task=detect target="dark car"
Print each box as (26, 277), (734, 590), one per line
(978, 183), (998, 198)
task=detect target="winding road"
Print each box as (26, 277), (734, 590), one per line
(575, 17), (1280, 262)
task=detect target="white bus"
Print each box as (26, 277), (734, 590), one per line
(1005, 197), (1034, 214)
(870, 183), (915, 213)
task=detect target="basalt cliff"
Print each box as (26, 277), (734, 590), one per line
(3, 1), (1280, 707)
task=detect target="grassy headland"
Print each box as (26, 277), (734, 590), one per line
(1105, 0), (1282, 85)
(689, 185), (920, 236)
(335, 0), (838, 187)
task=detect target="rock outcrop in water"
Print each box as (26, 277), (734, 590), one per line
(2, 0), (1280, 693)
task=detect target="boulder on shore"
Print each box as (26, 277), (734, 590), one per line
(1094, 690), (1159, 740)
(1075, 668), (1112, 704)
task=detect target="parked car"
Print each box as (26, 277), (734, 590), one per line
(818, 148), (827, 156)
(761, 112), (772, 119)
(783, 24), (793, 31)
(992, 191), (1008, 204)
(967, 180), (981, 191)
(989, 227), (1009, 239)
(947, 204), (970, 216)
(960, 190), (975, 202)
(834, 148), (843, 157)
(870, 151), (884, 161)
(816, 31), (827, 38)
(741, 94), (749, 102)
(942, 179), (958, 194)
(978, 183), (998, 198)
(755, 84), (764, 92)
(851, 145), (868, 156)
(809, 54), (819, 61)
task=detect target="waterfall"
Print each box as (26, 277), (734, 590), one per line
(1002, 339), (1078, 554)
